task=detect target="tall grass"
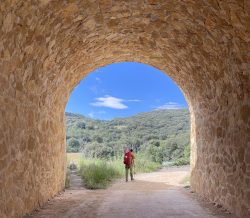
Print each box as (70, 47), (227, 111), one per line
(79, 159), (122, 189)
(78, 154), (161, 189)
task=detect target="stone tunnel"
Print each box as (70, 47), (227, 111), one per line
(0, 1), (249, 217)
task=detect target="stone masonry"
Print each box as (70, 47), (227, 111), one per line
(0, 1), (249, 217)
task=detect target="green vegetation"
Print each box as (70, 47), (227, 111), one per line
(66, 109), (190, 166)
(66, 109), (190, 189)
(173, 143), (190, 166)
(79, 159), (121, 189)
(78, 156), (161, 189)
(67, 138), (80, 153)
(67, 153), (161, 189)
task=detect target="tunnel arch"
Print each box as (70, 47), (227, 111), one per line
(0, 1), (249, 218)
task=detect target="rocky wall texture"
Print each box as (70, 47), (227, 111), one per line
(0, 1), (249, 217)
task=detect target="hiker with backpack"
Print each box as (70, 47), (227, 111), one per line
(123, 148), (135, 182)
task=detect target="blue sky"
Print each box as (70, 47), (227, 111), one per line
(65, 62), (187, 120)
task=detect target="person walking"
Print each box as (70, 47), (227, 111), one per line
(123, 148), (135, 182)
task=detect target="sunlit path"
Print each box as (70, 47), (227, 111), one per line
(68, 170), (85, 190)
(26, 167), (236, 218)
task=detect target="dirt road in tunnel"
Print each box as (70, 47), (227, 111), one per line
(26, 166), (236, 218)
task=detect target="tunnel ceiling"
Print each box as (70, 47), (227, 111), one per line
(0, 0), (249, 108)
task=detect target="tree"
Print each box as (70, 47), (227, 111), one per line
(93, 135), (103, 143)
(146, 145), (163, 163)
(67, 138), (80, 152)
(95, 146), (114, 159)
(77, 122), (86, 129)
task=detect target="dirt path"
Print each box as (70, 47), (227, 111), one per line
(68, 170), (85, 190)
(26, 166), (236, 218)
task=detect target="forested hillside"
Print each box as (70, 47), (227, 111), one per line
(66, 109), (190, 165)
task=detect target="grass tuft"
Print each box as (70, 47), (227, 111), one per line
(79, 159), (122, 189)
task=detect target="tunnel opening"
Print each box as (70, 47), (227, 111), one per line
(64, 61), (191, 190)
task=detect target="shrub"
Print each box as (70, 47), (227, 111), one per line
(77, 122), (86, 129)
(79, 159), (121, 189)
(145, 145), (163, 163)
(173, 157), (189, 166)
(67, 138), (80, 152)
(133, 154), (161, 173)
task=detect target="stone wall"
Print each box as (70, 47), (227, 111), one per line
(0, 1), (249, 217)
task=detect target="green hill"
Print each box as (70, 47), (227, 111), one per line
(65, 109), (190, 165)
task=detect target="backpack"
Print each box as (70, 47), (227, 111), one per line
(123, 151), (131, 166)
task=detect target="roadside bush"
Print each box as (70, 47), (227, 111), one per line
(173, 157), (189, 166)
(79, 159), (121, 189)
(67, 138), (80, 152)
(134, 154), (161, 173)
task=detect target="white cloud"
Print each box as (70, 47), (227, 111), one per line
(155, 102), (184, 110)
(91, 95), (128, 109)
